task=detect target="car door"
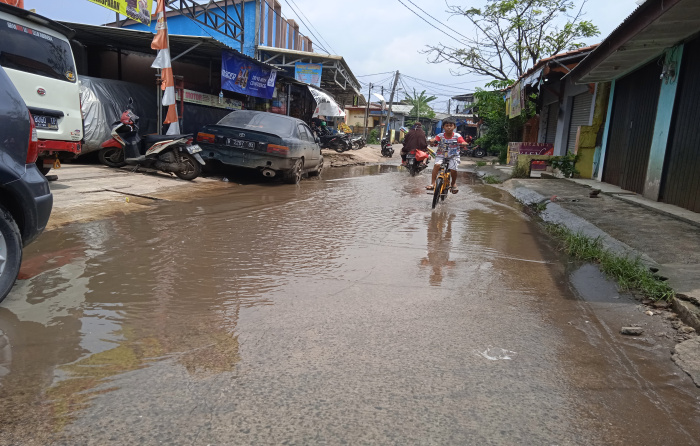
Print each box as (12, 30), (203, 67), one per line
(297, 124), (319, 167)
(302, 124), (321, 166)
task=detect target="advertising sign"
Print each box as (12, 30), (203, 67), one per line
(294, 63), (322, 87)
(176, 89), (243, 110)
(507, 142), (554, 166)
(221, 51), (277, 100)
(509, 81), (522, 118)
(87, 0), (153, 26)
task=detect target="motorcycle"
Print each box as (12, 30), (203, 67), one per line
(317, 132), (351, 152)
(99, 98), (205, 181)
(405, 149), (430, 176)
(459, 143), (486, 158)
(349, 135), (366, 150)
(380, 137), (394, 157)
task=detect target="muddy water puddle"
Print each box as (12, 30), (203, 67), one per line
(1, 166), (699, 444)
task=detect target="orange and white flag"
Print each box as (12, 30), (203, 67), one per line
(150, 0), (179, 134)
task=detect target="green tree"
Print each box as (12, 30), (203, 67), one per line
(403, 89), (437, 119)
(427, 0), (599, 80)
(473, 79), (538, 163)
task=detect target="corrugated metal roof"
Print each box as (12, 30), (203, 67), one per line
(62, 21), (275, 68)
(570, 0), (700, 83)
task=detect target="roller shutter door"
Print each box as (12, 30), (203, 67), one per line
(566, 92), (593, 152)
(544, 102), (558, 144)
(603, 61), (661, 193)
(661, 36), (700, 212)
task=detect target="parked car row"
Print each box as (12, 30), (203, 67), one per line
(0, 4), (333, 303)
(0, 65), (53, 302)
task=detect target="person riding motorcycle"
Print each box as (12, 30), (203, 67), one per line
(427, 117), (467, 194)
(401, 122), (428, 165)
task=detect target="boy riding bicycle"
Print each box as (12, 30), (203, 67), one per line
(427, 118), (467, 194)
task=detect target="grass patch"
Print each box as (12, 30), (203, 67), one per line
(476, 161), (487, 167)
(511, 163), (529, 178)
(482, 175), (502, 184)
(544, 224), (674, 301)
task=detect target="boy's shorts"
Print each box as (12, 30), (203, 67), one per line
(435, 155), (460, 171)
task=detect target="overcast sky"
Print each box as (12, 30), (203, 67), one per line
(24, 0), (639, 111)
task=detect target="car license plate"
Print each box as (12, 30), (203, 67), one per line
(226, 138), (256, 149)
(33, 114), (58, 130)
(187, 144), (202, 154)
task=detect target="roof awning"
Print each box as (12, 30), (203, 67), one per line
(569, 0), (700, 83)
(61, 21), (275, 69)
(258, 46), (364, 105)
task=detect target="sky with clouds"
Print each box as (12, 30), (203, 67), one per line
(24, 0), (639, 111)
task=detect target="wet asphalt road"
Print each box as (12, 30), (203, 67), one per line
(1, 165), (699, 445)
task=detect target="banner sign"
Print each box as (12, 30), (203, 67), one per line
(294, 63), (322, 87)
(87, 0), (153, 26)
(509, 81), (523, 118)
(176, 89), (243, 110)
(221, 51), (277, 100)
(507, 142), (554, 166)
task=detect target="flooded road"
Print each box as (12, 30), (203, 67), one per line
(1, 166), (699, 445)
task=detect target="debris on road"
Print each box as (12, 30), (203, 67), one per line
(620, 327), (644, 336)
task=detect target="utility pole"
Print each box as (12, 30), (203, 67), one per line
(363, 83), (372, 139)
(448, 99), (451, 115)
(385, 70), (400, 140)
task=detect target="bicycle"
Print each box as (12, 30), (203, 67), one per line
(430, 143), (460, 209)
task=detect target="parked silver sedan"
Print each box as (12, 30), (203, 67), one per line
(196, 111), (323, 184)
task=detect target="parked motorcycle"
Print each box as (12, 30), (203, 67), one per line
(317, 132), (351, 152)
(405, 149), (430, 176)
(349, 135), (366, 150)
(99, 98), (205, 180)
(459, 143), (486, 158)
(380, 137), (394, 157)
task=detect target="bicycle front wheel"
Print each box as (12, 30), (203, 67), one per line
(432, 177), (443, 209)
(441, 173), (450, 201)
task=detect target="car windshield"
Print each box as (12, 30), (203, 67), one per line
(0, 19), (76, 83)
(217, 111), (296, 136)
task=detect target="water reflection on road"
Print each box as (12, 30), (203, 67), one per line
(0, 165), (699, 444)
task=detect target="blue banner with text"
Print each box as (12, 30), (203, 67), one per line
(221, 51), (277, 100)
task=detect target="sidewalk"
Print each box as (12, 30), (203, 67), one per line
(471, 164), (700, 384)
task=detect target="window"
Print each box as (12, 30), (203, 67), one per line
(218, 110), (296, 136)
(0, 19), (76, 83)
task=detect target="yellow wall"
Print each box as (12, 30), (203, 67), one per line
(576, 83), (611, 178)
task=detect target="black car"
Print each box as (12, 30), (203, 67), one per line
(0, 65), (53, 302)
(196, 111), (323, 184)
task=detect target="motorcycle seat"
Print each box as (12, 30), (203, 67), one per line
(144, 133), (193, 144)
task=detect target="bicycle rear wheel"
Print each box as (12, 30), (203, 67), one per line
(432, 177), (443, 209)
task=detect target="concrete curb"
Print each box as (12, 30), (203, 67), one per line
(500, 182), (699, 338)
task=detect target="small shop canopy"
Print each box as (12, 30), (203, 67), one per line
(309, 86), (345, 118)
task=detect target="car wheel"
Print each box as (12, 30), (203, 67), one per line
(175, 152), (202, 181)
(475, 147), (486, 158)
(284, 158), (304, 184)
(0, 204), (22, 303)
(308, 156), (323, 177)
(99, 147), (127, 168)
(36, 162), (51, 176)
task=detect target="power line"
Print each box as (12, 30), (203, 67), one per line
(356, 71), (396, 78)
(276, 0), (332, 54)
(402, 74), (488, 88)
(394, 0), (466, 46)
(402, 0), (471, 41)
(286, 0), (338, 54)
